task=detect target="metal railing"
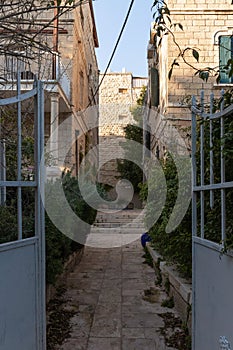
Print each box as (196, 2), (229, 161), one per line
(2, 52), (71, 101)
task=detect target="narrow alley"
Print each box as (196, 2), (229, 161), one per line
(51, 238), (185, 350)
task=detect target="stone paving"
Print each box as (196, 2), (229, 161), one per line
(58, 239), (180, 350)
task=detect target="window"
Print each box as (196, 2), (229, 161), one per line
(79, 71), (84, 106)
(118, 114), (127, 120)
(80, 6), (84, 28)
(219, 35), (233, 83)
(150, 67), (159, 106)
(119, 88), (128, 94)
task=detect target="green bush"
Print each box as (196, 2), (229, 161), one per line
(45, 172), (98, 284)
(0, 171), (100, 285)
(141, 90), (233, 279)
(0, 205), (17, 244)
(141, 154), (192, 279)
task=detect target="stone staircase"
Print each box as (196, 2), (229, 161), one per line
(86, 209), (146, 248)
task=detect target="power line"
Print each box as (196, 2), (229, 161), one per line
(85, 0), (136, 110)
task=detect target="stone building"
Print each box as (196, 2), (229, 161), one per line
(0, 1), (99, 178)
(146, 0), (233, 156)
(99, 71), (147, 136)
(98, 71), (147, 199)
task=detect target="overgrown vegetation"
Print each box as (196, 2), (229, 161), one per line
(139, 89), (233, 279)
(140, 153), (192, 279)
(0, 171), (99, 285)
(47, 285), (76, 350)
(161, 296), (174, 308)
(0, 99), (101, 286)
(159, 312), (191, 350)
(194, 91), (233, 249)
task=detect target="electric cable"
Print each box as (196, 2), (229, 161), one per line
(84, 0), (135, 110)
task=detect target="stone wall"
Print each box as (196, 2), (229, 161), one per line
(99, 72), (147, 136)
(98, 135), (125, 188)
(147, 0), (233, 158)
(159, 0), (233, 122)
(98, 72), (147, 190)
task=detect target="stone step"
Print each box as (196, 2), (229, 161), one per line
(85, 232), (142, 248)
(90, 227), (146, 235)
(94, 217), (145, 223)
(95, 220), (145, 226)
(93, 222), (145, 228)
(96, 209), (145, 221)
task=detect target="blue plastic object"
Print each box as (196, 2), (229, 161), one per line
(141, 232), (151, 248)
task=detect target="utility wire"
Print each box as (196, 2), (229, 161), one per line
(85, 0), (135, 110)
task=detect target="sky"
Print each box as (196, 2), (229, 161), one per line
(93, 0), (154, 77)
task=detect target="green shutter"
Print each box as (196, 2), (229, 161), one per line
(219, 36), (232, 83)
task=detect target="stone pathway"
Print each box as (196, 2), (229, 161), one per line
(57, 239), (180, 350)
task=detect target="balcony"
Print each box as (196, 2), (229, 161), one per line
(1, 52), (71, 105)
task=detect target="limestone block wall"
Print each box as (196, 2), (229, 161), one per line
(98, 72), (147, 190)
(98, 135), (125, 188)
(99, 72), (147, 136)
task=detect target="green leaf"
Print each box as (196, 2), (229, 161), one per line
(216, 74), (221, 84)
(192, 49), (199, 62)
(178, 23), (183, 30)
(164, 6), (170, 15)
(199, 71), (209, 82)
(158, 38), (162, 46)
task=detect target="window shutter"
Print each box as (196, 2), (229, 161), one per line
(219, 36), (232, 83)
(150, 67), (159, 106)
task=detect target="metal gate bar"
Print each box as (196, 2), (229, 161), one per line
(17, 73), (22, 239)
(191, 90), (233, 243)
(192, 89), (233, 350)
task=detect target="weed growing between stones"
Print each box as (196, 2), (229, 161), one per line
(161, 296), (175, 308)
(46, 285), (76, 350)
(159, 312), (191, 350)
(143, 287), (161, 303)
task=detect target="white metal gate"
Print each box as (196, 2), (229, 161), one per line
(192, 90), (233, 350)
(0, 78), (46, 349)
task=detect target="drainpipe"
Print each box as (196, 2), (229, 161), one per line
(52, 1), (59, 80)
(50, 93), (60, 165)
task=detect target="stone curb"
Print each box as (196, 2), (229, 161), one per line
(146, 243), (192, 332)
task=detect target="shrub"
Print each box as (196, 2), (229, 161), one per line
(0, 171), (100, 285)
(45, 172), (98, 284)
(141, 154), (192, 279)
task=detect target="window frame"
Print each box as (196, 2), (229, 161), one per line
(219, 35), (233, 84)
